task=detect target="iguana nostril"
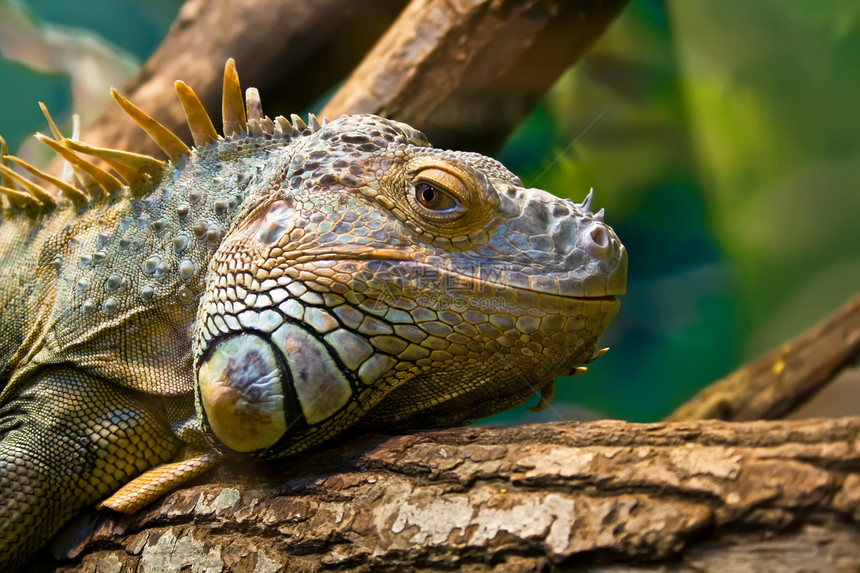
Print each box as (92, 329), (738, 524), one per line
(583, 222), (614, 258)
(591, 225), (609, 247)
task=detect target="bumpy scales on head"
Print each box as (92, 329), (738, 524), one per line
(0, 59), (626, 571)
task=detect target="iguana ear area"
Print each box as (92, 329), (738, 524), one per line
(393, 157), (498, 239)
(226, 195), (297, 249)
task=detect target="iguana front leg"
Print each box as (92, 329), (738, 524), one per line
(0, 368), (178, 572)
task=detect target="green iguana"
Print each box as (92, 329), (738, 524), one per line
(0, 60), (626, 571)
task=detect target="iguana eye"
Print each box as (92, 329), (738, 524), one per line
(415, 182), (459, 213)
(411, 167), (468, 219)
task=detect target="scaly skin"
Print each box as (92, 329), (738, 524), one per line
(0, 62), (626, 571)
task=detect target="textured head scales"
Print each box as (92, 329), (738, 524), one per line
(164, 62), (630, 459)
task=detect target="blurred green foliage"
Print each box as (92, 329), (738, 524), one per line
(0, 0), (181, 155)
(493, 0), (860, 423)
(24, 0), (180, 55)
(1, 0), (857, 423)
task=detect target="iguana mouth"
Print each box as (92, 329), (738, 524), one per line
(272, 247), (628, 301)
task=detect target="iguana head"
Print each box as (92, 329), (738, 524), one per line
(10, 58), (621, 460)
(192, 108), (626, 457)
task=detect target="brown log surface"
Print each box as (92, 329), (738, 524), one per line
(33, 417), (860, 572)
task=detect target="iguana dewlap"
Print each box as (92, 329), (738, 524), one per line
(0, 60), (626, 571)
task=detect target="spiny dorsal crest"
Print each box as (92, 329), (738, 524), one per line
(0, 58), (326, 213)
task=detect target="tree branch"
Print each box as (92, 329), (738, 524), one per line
(74, 0), (629, 160)
(667, 293), (860, 423)
(77, 0), (406, 158)
(33, 417), (860, 571)
(322, 0), (630, 153)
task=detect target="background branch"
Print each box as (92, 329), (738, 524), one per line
(321, 0), (629, 153)
(75, 0), (628, 158)
(667, 294), (860, 423)
(76, 0), (406, 158)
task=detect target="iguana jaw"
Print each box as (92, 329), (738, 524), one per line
(242, 244), (627, 301)
(193, 248), (623, 457)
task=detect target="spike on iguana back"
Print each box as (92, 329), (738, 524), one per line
(0, 185), (40, 208)
(222, 58), (247, 136)
(5, 155), (89, 207)
(245, 88), (265, 137)
(0, 164), (56, 208)
(174, 80), (219, 147)
(64, 114), (84, 188)
(1, 133), (57, 209)
(290, 113), (308, 132)
(0, 135), (14, 191)
(59, 141), (139, 185)
(35, 134), (122, 197)
(36, 104), (105, 198)
(110, 88), (191, 161)
(39, 103), (85, 189)
(38, 102), (65, 142)
(60, 139), (165, 188)
(275, 116), (300, 137)
(245, 87), (263, 122)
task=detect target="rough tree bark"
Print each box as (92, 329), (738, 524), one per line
(27, 0), (860, 570)
(34, 417), (860, 572)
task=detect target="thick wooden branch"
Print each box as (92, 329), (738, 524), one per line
(33, 417), (860, 571)
(77, 0), (406, 158)
(73, 0), (628, 162)
(322, 0), (630, 153)
(667, 294), (860, 423)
